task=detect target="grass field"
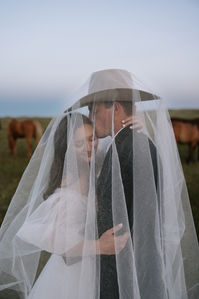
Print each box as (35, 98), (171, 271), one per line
(0, 110), (199, 239)
(0, 110), (198, 298)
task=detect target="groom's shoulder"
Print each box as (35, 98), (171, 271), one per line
(116, 126), (146, 150)
(115, 126), (132, 146)
(115, 126), (133, 159)
(116, 127), (157, 156)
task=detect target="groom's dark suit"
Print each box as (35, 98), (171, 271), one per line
(96, 126), (164, 299)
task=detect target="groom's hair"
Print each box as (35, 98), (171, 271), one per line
(103, 101), (133, 116)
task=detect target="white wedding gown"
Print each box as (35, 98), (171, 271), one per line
(17, 187), (88, 299)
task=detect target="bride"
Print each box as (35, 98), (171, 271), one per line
(16, 113), (99, 298)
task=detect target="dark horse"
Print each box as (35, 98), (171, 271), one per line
(171, 117), (199, 163)
(7, 119), (42, 158)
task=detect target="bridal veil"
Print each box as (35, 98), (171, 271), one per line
(0, 69), (198, 299)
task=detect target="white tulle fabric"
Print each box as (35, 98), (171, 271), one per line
(17, 188), (88, 299)
(0, 69), (198, 299)
(17, 188), (87, 255)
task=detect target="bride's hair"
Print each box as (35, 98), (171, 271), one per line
(43, 113), (92, 199)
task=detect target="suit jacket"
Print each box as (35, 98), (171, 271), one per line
(96, 126), (165, 299)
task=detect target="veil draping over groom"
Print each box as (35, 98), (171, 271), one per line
(0, 69), (198, 299)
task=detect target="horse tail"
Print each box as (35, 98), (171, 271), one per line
(33, 121), (43, 144)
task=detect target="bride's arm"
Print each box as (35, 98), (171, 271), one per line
(63, 223), (129, 262)
(121, 115), (144, 133)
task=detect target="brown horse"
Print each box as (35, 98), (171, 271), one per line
(7, 119), (43, 158)
(171, 117), (199, 163)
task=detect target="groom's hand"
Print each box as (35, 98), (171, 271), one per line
(97, 224), (130, 255)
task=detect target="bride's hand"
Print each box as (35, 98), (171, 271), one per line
(97, 224), (129, 255)
(121, 115), (144, 133)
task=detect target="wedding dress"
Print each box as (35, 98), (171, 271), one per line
(17, 187), (88, 299)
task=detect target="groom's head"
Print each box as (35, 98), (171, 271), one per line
(88, 100), (133, 138)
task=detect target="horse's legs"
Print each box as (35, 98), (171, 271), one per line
(198, 142), (199, 161)
(187, 141), (197, 163)
(187, 144), (191, 163)
(8, 136), (17, 156)
(26, 137), (32, 158)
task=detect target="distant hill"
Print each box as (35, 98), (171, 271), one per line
(169, 109), (199, 119)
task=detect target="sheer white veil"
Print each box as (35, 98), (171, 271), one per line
(0, 69), (198, 299)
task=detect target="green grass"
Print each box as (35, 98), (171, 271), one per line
(0, 112), (199, 238)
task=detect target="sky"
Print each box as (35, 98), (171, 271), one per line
(0, 0), (199, 116)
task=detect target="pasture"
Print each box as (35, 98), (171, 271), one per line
(0, 111), (199, 239)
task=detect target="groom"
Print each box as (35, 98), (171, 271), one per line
(87, 69), (165, 299)
(89, 101), (158, 298)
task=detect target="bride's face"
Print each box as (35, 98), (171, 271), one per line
(74, 124), (98, 163)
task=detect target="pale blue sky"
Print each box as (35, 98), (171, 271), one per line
(0, 0), (199, 116)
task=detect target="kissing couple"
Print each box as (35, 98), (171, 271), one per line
(0, 69), (198, 299)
